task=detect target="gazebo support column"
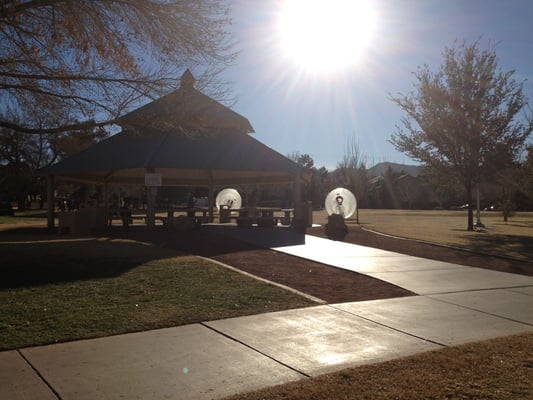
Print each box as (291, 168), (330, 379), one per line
(46, 174), (55, 229)
(146, 186), (157, 228)
(144, 168), (161, 228)
(207, 171), (215, 222)
(293, 172), (302, 220)
(292, 172), (312, 228)
(208, 185), (215, 221)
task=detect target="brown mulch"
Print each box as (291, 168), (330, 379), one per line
(212, 248), (415, 303)
(115, 224), (532, 304)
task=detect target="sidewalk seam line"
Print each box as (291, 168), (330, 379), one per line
(426, 285), (533, 296)
(427, 295), (533, 327)
(17, 349), (62, 400)
(200, 322), (311, 379)
(327, 304), (448, 348)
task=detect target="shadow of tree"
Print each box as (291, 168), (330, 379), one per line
(463, 233), (533, 261)
(502, 221), (533, 228)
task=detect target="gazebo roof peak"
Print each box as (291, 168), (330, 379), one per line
(180, 69), (195, 89)
(117, 70), (254, 134)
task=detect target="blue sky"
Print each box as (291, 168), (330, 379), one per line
(223, 0), (533, 170)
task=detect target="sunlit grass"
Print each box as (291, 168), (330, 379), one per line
(0, 210), (48, 226)
(313, 209), (533, 261)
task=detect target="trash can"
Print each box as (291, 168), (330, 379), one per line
(219, 205), (230, 223)
(324, 214), (348, 241)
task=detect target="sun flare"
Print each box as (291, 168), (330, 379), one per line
(279, 0), (377, 73)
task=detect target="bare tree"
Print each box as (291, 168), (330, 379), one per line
(0, 117), (106, 209)
(337, 135), (368, 217)
(287, 152), (327, 206)
(390, 40), (533, 230)
(0, 0), (236, 135)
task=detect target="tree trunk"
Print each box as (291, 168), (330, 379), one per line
(16, 194), (27, 211)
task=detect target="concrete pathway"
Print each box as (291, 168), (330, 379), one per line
(2, 227), (533, 400)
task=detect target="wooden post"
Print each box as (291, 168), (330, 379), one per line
(145, 168), (159, 228)
(293, 172), (302, 218)
(293, 173), (302, 209)
(207, 170), (214, 222)
(146, 186), (156, 228)
(208, 185), (215, 222)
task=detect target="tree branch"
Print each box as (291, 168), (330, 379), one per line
(0, 119), (116, 135)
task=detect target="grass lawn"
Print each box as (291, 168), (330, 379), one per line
(226, 331), (533, 400)
(0, 210), (48, 227)
(314, 209), (533, 261)
(2, 210), (532, 399)
(0, 229), (315, 350)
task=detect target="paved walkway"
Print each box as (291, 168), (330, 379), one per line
(2, 227), (533, 400)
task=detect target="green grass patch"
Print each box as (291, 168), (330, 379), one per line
(0, 210), (48, 226)
(0, 236), (314, 350)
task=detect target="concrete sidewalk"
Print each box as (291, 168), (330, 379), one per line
(3, 228), (533, 400)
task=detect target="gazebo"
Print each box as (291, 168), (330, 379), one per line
(41, 70), (309, 228)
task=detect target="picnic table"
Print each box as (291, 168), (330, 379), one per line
(165, 207), (212, 224)
(234, 207), (293, 228)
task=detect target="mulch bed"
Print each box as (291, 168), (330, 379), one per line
(115, 224), (531, 304)
(116, 227), (414, 303)
(212, 248), (415, 303)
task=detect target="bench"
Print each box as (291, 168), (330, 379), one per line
(109, 212), (149, 227)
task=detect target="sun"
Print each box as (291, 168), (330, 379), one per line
(278, 0), (377, 73)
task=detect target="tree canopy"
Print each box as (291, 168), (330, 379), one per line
(0, 0), (235, 135)
(390, 40), (533, 230)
